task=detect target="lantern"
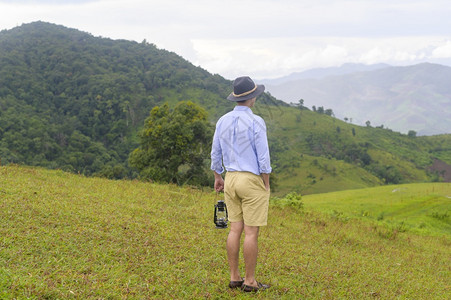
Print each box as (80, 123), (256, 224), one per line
(214, 199), (228, 229)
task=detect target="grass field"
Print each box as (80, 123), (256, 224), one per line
(303, 183), (451, 237)
(1, 165), (450, 299)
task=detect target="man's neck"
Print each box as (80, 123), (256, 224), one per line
(236, 97), (255, 108)
(236, 103), (251, 108)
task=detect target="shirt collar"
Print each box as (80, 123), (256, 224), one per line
(233, 106), (252, 112)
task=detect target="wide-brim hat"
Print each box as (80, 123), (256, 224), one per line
(227, 76), (265, 101)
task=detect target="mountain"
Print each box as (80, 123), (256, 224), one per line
(264, 63), (451, 135)
(0, 22), (450, 195)
(0, 22), (230, 177)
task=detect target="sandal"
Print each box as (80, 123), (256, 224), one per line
(228, 278), (244, 289)
(242, 281), (270, 292)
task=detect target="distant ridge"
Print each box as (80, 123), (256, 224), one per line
(263, 63), (451, 135)
(258, 63), (391, 85)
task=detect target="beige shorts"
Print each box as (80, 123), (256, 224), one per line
(224, 171), (270, 227)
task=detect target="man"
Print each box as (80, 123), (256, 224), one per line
(211, 76), (271, 292)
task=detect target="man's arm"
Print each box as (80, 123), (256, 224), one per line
(254, 118), (272, 176)
(214, 171), (224, 192)
(211, 121), (225, 192)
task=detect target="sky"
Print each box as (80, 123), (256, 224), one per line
(1, 0), (451, 79)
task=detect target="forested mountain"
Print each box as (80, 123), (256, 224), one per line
(0, 22), (279, 178)
(0, 22), (450, 195)
(263, 63), (451, 136)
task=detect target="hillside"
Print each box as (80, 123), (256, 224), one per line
(264, 63), (451, 136)
(0, 165), (449, 298)
(0, 22), (450, 195)
(261, 104), (451, 194)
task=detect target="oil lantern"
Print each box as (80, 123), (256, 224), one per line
(214, 199), (228, 229)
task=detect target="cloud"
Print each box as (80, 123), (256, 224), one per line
(191, 36), (451, 79)
(1, 0), (451, 78)
(432, 41), (451, 58)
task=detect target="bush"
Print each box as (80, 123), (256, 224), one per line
(270, 192), (303, 210)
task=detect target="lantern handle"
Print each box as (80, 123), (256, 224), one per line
(214, 191), (219, 225)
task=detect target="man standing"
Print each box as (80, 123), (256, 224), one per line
(211, 76), (271, 292)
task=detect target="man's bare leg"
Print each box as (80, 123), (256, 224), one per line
(227, 221), (244, 281)
(243, 225), (259, 287)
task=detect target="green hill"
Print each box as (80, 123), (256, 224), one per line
(0, 22), (450, 195)
(259, 104), (451, 194)
(0, 165), (449, 299)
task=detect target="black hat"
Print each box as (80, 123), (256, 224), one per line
(227, 76), (265, 101)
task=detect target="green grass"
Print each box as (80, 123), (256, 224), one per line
(1, 165), (450, 299)
(303, 183), (451, 236)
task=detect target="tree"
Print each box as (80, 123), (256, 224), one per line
(129, 101), (213, 186)
(325, 108), (334, 117)
(407, 130), (417, 138)
(297, 99), (304, 109)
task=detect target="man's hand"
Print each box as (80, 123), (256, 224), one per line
(261, 173), (270, 191)
(214, 172), (224, 192)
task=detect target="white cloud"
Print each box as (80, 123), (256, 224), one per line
(432, 41), (451, 58)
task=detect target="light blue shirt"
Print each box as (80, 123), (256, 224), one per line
(211, 106), (272, 175)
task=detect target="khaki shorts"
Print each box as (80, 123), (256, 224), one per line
(224, 171), (270, 226)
